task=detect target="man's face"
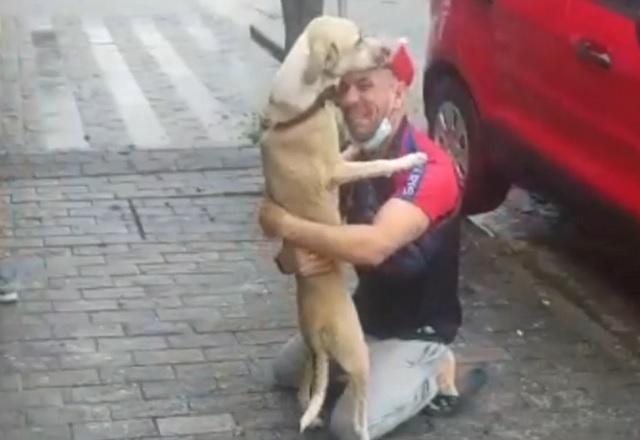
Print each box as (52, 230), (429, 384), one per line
(337, 67), (404, 142)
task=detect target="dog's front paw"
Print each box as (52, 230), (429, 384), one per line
(402, 152), (428, 169)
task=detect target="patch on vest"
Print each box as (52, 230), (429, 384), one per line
(402, 160), (427, 199)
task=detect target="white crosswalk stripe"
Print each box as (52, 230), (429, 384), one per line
(82, 17), (171, 149)
(30, 16), (90, 150)
(0, 3), (279, 153)
(131, 17), (228, 146)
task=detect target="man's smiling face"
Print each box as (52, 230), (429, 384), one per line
(336, 67), (404, 143)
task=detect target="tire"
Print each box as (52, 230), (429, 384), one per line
(425, 75), (510, 214)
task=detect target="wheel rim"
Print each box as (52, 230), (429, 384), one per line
(433, 101), (470, 179)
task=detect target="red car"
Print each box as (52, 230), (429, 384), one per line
(422, 0), (640, 225)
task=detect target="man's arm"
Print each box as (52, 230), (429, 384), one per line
(259, 197), (429, 267)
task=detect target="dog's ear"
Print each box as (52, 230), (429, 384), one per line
(303, 42), (339, 84)
(326, 42), (339, 70)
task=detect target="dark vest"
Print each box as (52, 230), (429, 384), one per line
(341, 124), (463, 344)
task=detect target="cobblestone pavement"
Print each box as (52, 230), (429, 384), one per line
(1, 1), (639, 439)
(1, 157), (639, 440)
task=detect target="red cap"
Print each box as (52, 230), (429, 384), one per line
(388, 40), (414, 86)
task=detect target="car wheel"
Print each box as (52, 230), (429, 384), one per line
(425, 75), (510, 214)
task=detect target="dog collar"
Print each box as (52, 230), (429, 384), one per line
(269, 85), (337, 131)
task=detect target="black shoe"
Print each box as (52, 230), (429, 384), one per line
(422, 367), (488, 418)
(422, 394), (461, 417)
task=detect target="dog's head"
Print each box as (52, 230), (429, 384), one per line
(303, 16), (389, 85)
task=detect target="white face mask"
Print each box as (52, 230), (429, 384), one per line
(360, 117), (392, 153)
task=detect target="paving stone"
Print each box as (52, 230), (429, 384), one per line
(235, 329), (295, 345)
(0, 410), (27, 429)
(109, 399), (189, 420)
(90, 310), (156, 324)
(0, 374), (23, 391)
(157, 414), (236, 436)
(0, 323), (53, 341)
(141, 380), (217, 400)
(97, 336), (168, 352)
(124, 321), (192, 336)
(40, 312), (91, 325)
(26, 405), (111, 425)
(73, 420), (157, 440)
(112, 274), (174, 287)
(49, 276), (114, 290)
(4, 426), (72, 440)
(100, 365), (175, 384)
(80, 263), (140, 276)
(1, 355), (60, 372)
(233, 409), (293, 431)
(117, 296), (183, 309)
(53, 300), (120, 312)
(166, 333), (236, 349)
(174, 362), (249, 380)
(0, 389), (65, 409)
(192, 317), (294, 333)
(70, 384), (141, 403)
(197, 393), (266, 417)
(59, 352), (134, 369)
(82, 287), (145, 299)
(455, 344), (513, 364)
(23, 369), (100, 388)
(133, 349), (205, 365)
(156, 307), (222, 322)
(181, 294), (245, 307)
(19, 301), (54, 313)
(52, 323), (124, 339)
(12, 339), (97, 356)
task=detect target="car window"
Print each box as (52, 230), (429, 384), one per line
(598, 0), (640, 17)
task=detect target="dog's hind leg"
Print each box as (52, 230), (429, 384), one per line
(299, 347), (329, 432)
(436, 348), (459, 397)
(425, 347), (461, 416)
(349, 368), (370, 440)
(331, 330), (370, 440)
(297, 351), (324, 429)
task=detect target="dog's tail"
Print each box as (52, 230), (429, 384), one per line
(299, 349), (330, 432)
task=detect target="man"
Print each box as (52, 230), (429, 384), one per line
(258, 43), (463, 438)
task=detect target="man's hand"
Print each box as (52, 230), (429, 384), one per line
(293, 248), (335, 276)
(258, 198), (289, 238)
(275, 245), (334, 276)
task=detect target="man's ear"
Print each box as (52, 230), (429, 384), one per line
(391, 81), (408, 112)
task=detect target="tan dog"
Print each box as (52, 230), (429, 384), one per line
(258, 16), (427, 438)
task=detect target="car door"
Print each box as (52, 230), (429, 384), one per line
(491, 0), (575, 164)
(563, 0), (640, 219)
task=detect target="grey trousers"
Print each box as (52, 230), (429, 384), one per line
(273, 333), (452, 439)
